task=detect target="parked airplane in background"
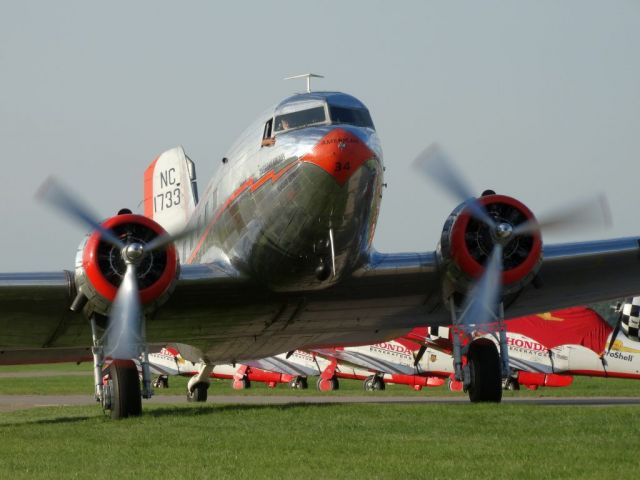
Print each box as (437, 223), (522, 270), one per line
(145, 347), (297, 400)
(2, 74), (639, 418)
(423, 301), (640, 390)
(149, 298), (640, 397)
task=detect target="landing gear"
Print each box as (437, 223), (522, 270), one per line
(187, 382), (209, 402)
(363, 375), (385, 391)
(316, 376), (339, 392)
(153, 375), (169, 389)
(503, 376), (520, 391)
(89, 308), (154, 418)
(102, 360), (142, 419)
(448, 297), (509, 403)
(467, 341), (502, 402)
(187, 362), (213, 403)
(289, 376), (308, 390)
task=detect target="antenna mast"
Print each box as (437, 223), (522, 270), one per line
(284, 73), (324, 93)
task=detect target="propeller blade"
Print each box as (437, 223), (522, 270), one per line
(460, 244), (503, 331)
(104, 263), (142, 359)
(414, 345), (427, 367)
(36, 177), (125, 250)
(145, 223), (199, 253)
(413, 144), (496, 229)
(512, 194), (611, 237)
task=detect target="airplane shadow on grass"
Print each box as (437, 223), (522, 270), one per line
(0, 402), (340, 427)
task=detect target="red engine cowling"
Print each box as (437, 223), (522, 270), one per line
(438, 194), (542, 296)
(74, 214), (179, 316)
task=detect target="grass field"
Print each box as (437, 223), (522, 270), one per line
(1, 363), (639, 479)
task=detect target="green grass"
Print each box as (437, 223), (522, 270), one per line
(1, 363), (640, 479)
(1, 362), (639, 398)
(0, 402), (638, 479)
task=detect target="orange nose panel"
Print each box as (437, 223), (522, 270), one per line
(300, 128), (374, 185)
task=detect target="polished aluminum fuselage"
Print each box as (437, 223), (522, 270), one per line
(179, 94), (384, 291)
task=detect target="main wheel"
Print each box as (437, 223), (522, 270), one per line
(363, 375), (374, 391)
(503, 377), (520, 391)
(467, 341), (502, 403)
(153, 375), (169, 389)
(364, 375), (385, 391)
(289, 376), (308, 390)
(373, 376), (385, 391)
(316, 377), (339, 392)
(187, 382), (209, 402)
(106, 360), (142, 419)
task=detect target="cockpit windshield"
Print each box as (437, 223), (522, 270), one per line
(274, 106), (326, 132)
(329, 106), (375, 129)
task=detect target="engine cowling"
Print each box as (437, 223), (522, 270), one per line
(74, 214), (179, 316)
(438, 194), (542, 296)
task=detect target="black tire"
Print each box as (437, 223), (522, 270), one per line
(331, 377), (340, 391)
(290, 376), (308, 390)
(153, 375), (169, 389)
(363, 375), (375, 391)
(467, 341), (502, 403)
(108, 360), (142, 419)
(187, 382), (209, 402)
(504, 377), (520, 391)
(373, 377), (386, 391)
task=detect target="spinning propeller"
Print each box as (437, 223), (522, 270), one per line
(414, 143), (611, 332)
(37, 177), (193, 359)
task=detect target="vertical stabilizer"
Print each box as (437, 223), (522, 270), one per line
(143, 146), (198, 235)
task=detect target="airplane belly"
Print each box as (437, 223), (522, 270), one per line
(216, 157), (382, 291)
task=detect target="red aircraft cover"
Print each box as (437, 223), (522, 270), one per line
(505, 307), (613, 354)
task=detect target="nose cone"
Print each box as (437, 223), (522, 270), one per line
(300, 128), (376, 185)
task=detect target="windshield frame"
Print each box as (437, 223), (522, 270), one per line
(327, 105), (375, 130)
(274, 104), (329, 134)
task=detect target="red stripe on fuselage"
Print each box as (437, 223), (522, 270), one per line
(185, 128), (374, 264)
(186, 160), (297, 264)
(143, 156), (159, 219)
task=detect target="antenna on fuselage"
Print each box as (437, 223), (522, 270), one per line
(284, 73), (324, 93)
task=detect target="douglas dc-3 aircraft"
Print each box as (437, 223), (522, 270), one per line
(2, 75), (640, 418)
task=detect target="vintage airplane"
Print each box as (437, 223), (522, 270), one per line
(2, 74), (639, 418)
(144, 347), (297, 396)
(421, 299), (640, 390)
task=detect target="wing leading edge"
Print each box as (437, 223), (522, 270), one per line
(1, 237), (639, 364)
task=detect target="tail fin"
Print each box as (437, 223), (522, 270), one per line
(143, 146), (198, 235)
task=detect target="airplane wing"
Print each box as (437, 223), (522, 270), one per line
(1, 236), (639, 364)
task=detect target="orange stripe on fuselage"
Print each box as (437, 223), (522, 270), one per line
(186, 160), (297, 264)
(143, 156), (160, 218)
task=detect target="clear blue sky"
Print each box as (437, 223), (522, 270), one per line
(1, 1), (639, 270)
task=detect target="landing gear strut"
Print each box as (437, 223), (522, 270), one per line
(449, 298), (508, 403)
(90, 314), (152, 418)
(187, 363), (213, 402)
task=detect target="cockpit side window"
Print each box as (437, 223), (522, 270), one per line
(261, 118), (275, 147)
(274, 106), (326, 133)
(329, 106), (375, 130)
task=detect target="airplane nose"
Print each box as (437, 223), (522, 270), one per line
(300, 128), (376, 185)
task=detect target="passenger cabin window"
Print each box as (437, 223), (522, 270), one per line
(261, 118), (274, 147)
(274, 106), (326, 133)
(329, 106), (375, 129)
